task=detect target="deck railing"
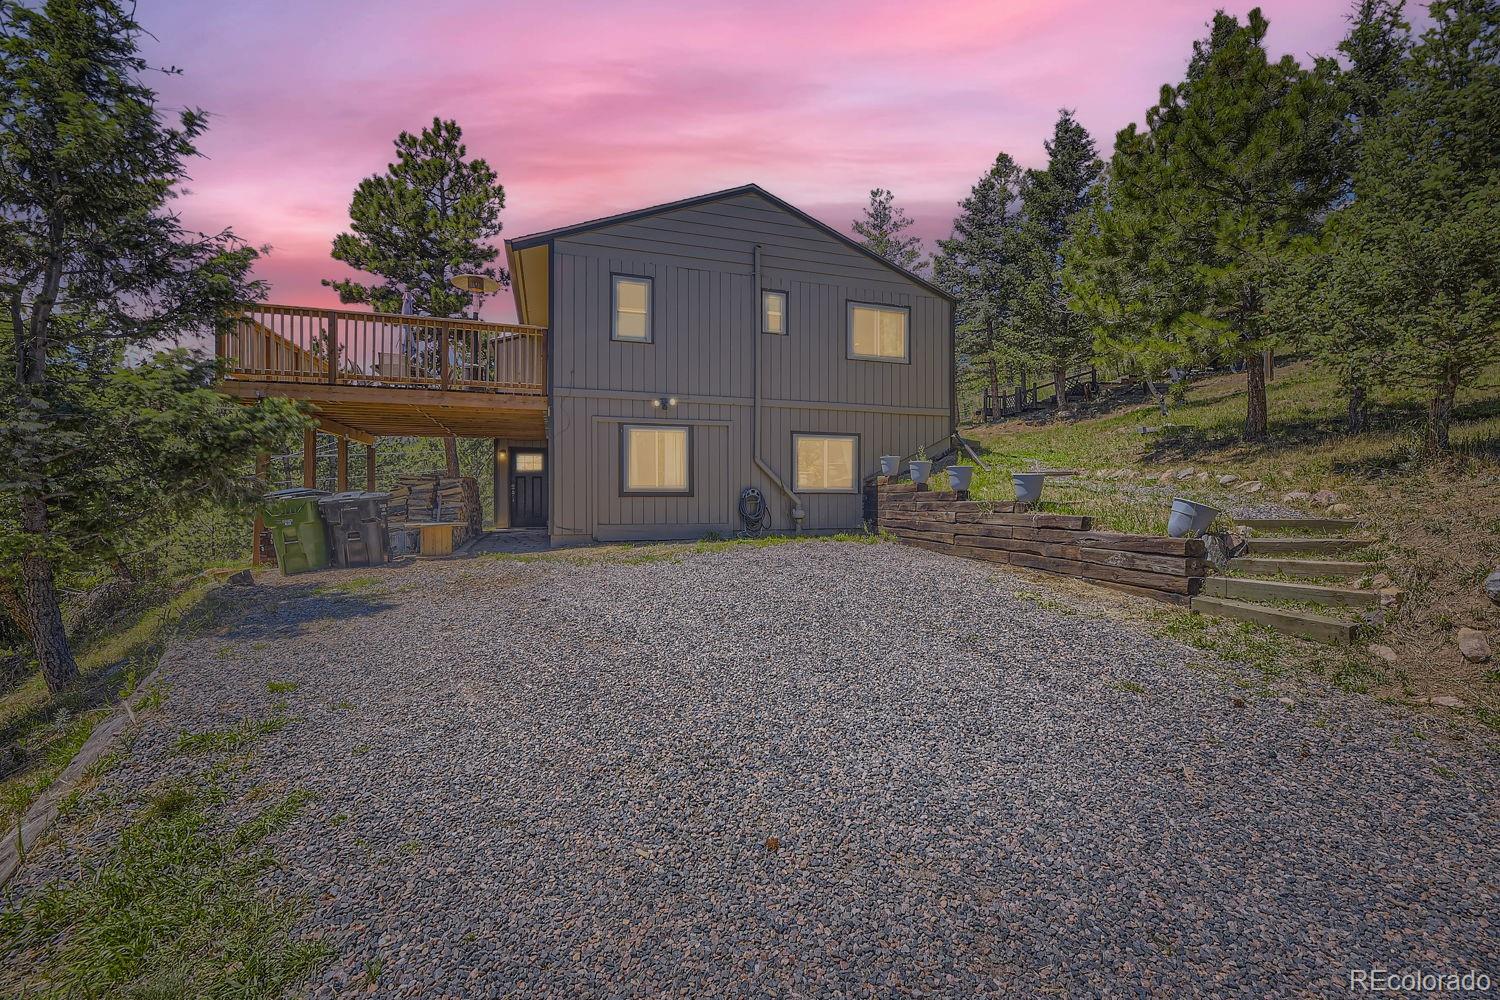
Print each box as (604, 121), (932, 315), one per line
(218, 303), (546, 394)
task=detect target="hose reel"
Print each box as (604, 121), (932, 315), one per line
(737, 486), (768, 536)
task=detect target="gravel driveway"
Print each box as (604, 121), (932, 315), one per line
(12, 540), (1498, 997)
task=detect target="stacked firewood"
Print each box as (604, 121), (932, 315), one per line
(388, 473), (483, 539)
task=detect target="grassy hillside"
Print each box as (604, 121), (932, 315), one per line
(963, 360), (1500, 732)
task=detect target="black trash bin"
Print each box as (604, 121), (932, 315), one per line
(316, 491), (393, 567)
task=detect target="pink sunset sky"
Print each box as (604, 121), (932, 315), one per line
(142, 0), (1359, 322)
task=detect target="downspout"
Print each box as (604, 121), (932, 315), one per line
(750, 244), (804, 532)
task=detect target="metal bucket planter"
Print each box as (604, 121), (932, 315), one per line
(946, 465), (975, 492)
(1167, 497), (1221, 538)
(880, 455), (902, 477)
(909, 459), (932, 485)
(1012, 473), (1045, 504)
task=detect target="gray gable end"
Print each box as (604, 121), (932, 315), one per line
(508, 184), (953, 303)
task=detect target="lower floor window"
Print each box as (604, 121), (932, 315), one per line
(623, 424), (690, 493)
(794, 433), (857, 492)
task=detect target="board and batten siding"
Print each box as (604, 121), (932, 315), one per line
(546, 191), (952, 543)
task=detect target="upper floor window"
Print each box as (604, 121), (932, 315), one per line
(762, 290), (787, 335)
(848, 302), (908, 363)
(612, 275), (652, 343)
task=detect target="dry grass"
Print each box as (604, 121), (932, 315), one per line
(1, 582), (216, 831)
(964, 360), (1500, 732)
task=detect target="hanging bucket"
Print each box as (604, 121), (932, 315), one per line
(1012, 473), (1045, 504)
(1167, 497), (1221, 538)
(909, 459), (932, 485)
(880, 455), (901, 477)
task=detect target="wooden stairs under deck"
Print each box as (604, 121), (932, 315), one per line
(1188, 516), (1390, 645)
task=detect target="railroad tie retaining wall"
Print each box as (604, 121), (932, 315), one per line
(873, 479), (1207, 604)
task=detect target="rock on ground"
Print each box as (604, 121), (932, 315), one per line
(1456, 627), (1493, 663)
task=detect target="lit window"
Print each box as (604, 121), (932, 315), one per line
(794, 434), (857, 493)
(613, 275), (652, 342)
(623, 425), (689, 493)
(513, 453), (544, 473)
(762, 290), (787, 335)
(848, 303), (908, 362)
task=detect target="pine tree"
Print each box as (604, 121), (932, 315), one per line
(1008, 110), (1104, 409)
(1336, 0), (1499, 451)
(1065, 9), (1347, 440)
(324, 118), (507, 317)
(0, 0), (304, 693)
(1271, 0), (1413, 433)
(1063, 165), (1197, 417)
(326, 118), (506, 472)
(932, 155), (1027, 408)
(852, 188), (928, 274)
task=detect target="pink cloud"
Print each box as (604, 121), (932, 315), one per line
(138, 0), (1356, 321)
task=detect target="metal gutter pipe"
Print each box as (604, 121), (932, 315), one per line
(750, 244), (804, 532)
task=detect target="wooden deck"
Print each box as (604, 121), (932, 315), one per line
(217, 303), (547, 439)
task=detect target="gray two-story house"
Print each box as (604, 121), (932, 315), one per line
(504, 184), (955, 546)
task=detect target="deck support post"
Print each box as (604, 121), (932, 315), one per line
(252, 451), (269, 566)
(302, 427), (317, 489)
(366, 442), (376, 491)
(336, 437), (349, 491)
(326, 312), (339, 385)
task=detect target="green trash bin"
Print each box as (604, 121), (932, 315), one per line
(261, 488), (331, 575)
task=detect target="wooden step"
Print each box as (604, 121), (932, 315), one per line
(1236, 517), (1361, 532)
(1203, 576), (1379, 607)
(1229, 557), (1369, 579)
(1245, 536), (1372, 555)
(1189, 595), (1356, 645)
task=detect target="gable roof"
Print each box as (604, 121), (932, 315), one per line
(506, 183), (955, 302)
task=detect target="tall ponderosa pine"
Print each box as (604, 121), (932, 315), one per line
(325, 118), (506, 471)
(1008, 110), (1103, 409)
(0, 0), (305, 693)
(1064, 164), (1197, 418)
(1339, 0), (1413, 144)
(1066, 9), (1347, 439)
(1271, 0), (1412, 432)
(852, 188), (928, 274)
(326, 118), (507, 317)
(1333, 0), (1498, 451)
(933, 155), (1026, 405)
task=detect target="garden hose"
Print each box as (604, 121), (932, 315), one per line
(737, 487), (768, 536)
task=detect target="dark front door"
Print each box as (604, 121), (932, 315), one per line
(510, 450), (547, 528)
